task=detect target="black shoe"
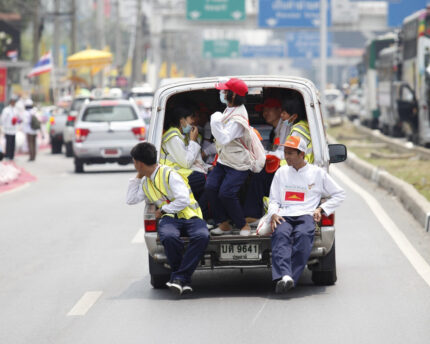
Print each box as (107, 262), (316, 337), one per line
(182, 283), (194, 295)
(166, 279), (183, 295)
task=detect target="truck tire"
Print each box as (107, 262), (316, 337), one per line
(74, 158), (84, 173)
(65, 142), (74, 157)
(311, 240), (337, 286)
(148, 255), (170, 289)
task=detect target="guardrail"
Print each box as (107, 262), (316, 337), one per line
(352, 124), (430, 161)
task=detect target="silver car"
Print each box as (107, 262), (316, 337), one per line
(73, 99), (146, 173)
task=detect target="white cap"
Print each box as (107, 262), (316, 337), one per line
(25, 98), (34, 107)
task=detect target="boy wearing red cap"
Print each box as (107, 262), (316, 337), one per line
(205, 78), (252, 236)
(268, 136), (345, 294)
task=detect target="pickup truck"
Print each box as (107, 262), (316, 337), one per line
(142, 76), (347, 289)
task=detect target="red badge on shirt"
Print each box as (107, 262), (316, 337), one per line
(285, 191), (305, 202)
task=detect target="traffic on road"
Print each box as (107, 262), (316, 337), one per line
(1, 1), (430, 344)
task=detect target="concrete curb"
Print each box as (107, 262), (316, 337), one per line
(329, 135), (430, 232)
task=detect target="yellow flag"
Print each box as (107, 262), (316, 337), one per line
(159, 62), (167, 78)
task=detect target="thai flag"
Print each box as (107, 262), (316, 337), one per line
(28, 52), (53, 78)
(6, 50), (18, 60)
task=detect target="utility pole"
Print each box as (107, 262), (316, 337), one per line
(115, 0), (122, 67)
(320, 0), (327, 119)
(131, 0), (143, 86)
(96, 0), (105, 87)
(71, 0), (77, 54)
(32, 0), (40, 65)
(53, 0), (60, 67)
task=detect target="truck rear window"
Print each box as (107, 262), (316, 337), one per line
(82, 105), (137, 122)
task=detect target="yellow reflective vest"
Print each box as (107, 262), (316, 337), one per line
(141, 165), (202, 220)
(160, 127), (193, 179)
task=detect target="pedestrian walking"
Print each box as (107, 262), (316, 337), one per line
(0, 96), (20, 160)
(22, 99), (42, 161)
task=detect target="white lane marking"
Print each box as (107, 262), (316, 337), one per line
(251, 299), (268, 325)
(131, 228), (145, 244)
(0, 182), (30, 197)
(67, 291), (103, 316)
(331, 165), (430, 288)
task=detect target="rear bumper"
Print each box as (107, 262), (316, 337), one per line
(73, 141), (136, 160)
(145, 226), (335, 270)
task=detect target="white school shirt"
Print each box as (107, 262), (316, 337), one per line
(210, 107), (245, 166)
(266, 163), (345, 220)
(163, 132), (201, 170)
(1, 105), (19, 135)
(22, 108), (38, 135)
(126, 165), (190, 214)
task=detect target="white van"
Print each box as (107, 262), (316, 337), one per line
(142, 76), (347, 288)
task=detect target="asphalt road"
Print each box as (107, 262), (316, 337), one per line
(1, 150), (430, 344)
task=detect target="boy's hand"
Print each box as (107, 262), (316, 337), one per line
(313, 207), (322, 222)
(271, 214), (285, 231)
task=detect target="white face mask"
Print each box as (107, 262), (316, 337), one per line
(219, 91), (228, 104)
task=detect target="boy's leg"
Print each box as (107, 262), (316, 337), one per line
(271, 218), (294, 281)
(172, 218), (209, 283)
(290, 215), (315, 285)
(218, 166), (249, 229)
(157, 216), (184, 278)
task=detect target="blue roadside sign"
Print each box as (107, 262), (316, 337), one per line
(388, 0), (427, 27)
(286, 31), (332, 58)
(240, 45), (286, 58)
(258, 0), (331, 28)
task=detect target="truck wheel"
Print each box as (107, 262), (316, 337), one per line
(311, 240), (337, 286)
(148, 255), (170, 289)
(65, 142), (74, 157)
(51, 140), (62, 154)
(74, 158), (84, 173)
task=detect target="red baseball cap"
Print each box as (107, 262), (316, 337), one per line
(215, 78), (248, 97)
(255, 98), (282, 112)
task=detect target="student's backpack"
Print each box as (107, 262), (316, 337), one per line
(227, 113), (266, 173)
(30, 114), (41, 130)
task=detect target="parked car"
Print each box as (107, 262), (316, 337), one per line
(73, 99), (146, 173)
(144, 75), (347, 288)
(48, 106), (67, 154)
(63, 95), (93, 157)
(324, 89), (346, 117)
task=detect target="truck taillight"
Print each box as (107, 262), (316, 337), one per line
(132, 127), (146, 141)
(144, 219), (157, 232)
(321, 213), (334, 226)
(67, 115), (76, 122)
(75, 128), (90, 143)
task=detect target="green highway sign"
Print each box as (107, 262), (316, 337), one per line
(187, 0), (245, 21)
(203, 40), (240, 58)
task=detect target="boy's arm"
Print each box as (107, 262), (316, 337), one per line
(320, 172), (346, 216)
(126, 177), (146, 205)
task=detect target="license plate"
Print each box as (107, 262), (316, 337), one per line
(220, 243), (261, 261)
(103, 148), (119, 155)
